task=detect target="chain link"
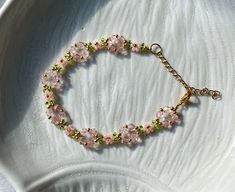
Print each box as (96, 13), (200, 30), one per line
(150, 43), (222, 101)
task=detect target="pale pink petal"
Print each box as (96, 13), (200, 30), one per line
(42, 69), (64, 90)
(107, 35), (128, 55)
(119, 123), (142, 146)
(69, 42), (90, 63)
(103, 135), (114, 145)
(94, 42), (102, 51)
(59, 59), (69, 69)
(46, 104), (70, 125)
(65, 125), (76, 136)
(156, 106), (180, 128)
(131, 43), (141, 52)
(144, 123), (155, 134)
(78, 128), (100, 149)
(44, 90), (55, 100)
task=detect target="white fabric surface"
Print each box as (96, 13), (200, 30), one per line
(0, 0), (235, 192)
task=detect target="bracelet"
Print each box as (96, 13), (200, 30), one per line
(41, 35), (222, 149)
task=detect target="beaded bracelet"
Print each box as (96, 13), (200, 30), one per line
(41, 35), (221, 149)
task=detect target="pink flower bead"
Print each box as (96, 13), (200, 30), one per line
(69, 42), (90, 63)
(119, 123), (142, 146)
(42, 69), (64, 90)
(78, 128), (100, 149)
(59, 59), (69, 69)
(144, 123), (155, 134)
(94, 42), (102, 51)
(65, 125), (76, 136)
(131, 43), (141, 52)
(46, 104), (69, 125)
(156, 106), (180, 128)
(107, 35), (128, 55)
(103, 135), (114, 145)
(44, 90), (55, 100)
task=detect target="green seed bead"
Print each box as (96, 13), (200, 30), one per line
(140, 43), (149, 52)
(101, 38), (108, 43)
(43, 85), (52, 92)
(52, 64), (62, 73)
(58, 120), (68, 129)
(114, 137), (121, 142)
(98, 140), (104, 145)
(155, 123), (162, 130)
(152, 119), (157, 124)
(59, 125), (65, 129)
(45, 100), (55, 108)
(100, 38), (108, 47)
(140, 43), (145, 49)
(52, 64), (62, 71)
(124, 40), (132, 49)
(99, 135), (103, 138)
(64, 53), (75, 64)
(139, 128), (147, 136)
(45, 101), (49, 107)
(86, 42), (95, 52)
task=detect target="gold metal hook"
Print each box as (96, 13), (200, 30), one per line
(173, 90), (192, 111)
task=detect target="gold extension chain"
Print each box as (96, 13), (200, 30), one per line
(150, 43), (222, 111)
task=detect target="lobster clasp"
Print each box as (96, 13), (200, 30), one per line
(180, 91), (192, 104)
(173, 90), (192, 112)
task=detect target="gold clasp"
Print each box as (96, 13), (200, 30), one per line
(180, 90), (192, 104)
(173, 90), (192, 111)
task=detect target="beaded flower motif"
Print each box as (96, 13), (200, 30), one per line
(69, 42), (90, 63)
(119, 124), (142, 146)
(42, 69), (64, 90)
(107, 35), (128, 55)
(157, 107), (180, 128)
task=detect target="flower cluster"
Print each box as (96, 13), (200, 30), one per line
(78, 128), (101, 149)
(42, 69), (64, 90)
(119, 123), (142, 146)
(46, 104), (69, 128)
(156, 106), (180, 128)
(69, 42), (90, 63)
(107, 35), (128, 55)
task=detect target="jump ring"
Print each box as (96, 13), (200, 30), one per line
(150, 43), (163, 55)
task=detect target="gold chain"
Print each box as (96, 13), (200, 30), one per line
(150, 43), (222, 110)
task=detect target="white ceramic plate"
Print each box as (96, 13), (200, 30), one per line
(0, 0), (235, 192)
